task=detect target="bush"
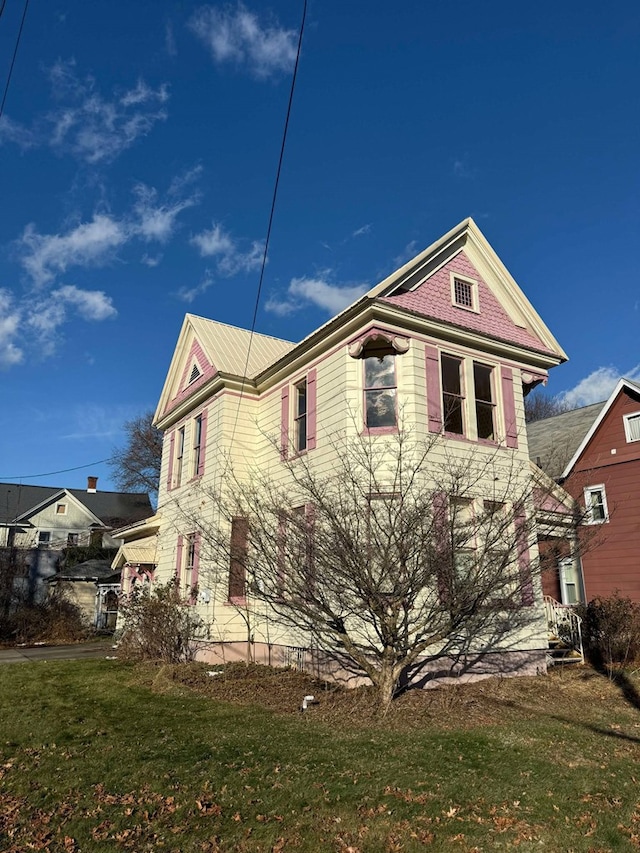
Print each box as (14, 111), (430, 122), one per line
(116, 581), (202, 663)
(9, 593), (90, 644)
(576, 594), (640, 669)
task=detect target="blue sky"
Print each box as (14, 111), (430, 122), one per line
(1, 0), (639, 492)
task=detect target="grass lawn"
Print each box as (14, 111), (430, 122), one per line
(1, 660), (640, 852)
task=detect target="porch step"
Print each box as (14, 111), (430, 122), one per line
(547, 635), (583, 665)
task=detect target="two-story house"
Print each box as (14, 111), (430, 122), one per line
(529, 378), (640, 603)
(145, 218), (568, 684)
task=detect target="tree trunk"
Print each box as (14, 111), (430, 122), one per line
(376, 664), (398, 715)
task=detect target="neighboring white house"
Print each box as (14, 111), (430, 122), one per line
(133, 218), (568, 684)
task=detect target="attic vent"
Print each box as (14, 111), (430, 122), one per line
(188, 363), (201, 384)
(450, 273), (478, 312)
(453, 278), (473, 307)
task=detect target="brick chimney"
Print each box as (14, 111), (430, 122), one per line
(87, 476), (98, 493)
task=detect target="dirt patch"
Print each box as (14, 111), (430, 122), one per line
(141, 660), (636, 732)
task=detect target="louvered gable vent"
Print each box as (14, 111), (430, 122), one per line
(188, 363), (201, 384)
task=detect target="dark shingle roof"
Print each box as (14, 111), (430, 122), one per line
(526, 402), (605, 480)
(52, 559), (117, 581)
(0, 482), (152, 527)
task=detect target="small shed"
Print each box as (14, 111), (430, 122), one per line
(48, 559), (121, 630)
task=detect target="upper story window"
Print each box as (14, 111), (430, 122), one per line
(450, 273), (478, 312)
(175, 426), (185, 487)
(623, 412), (640, 443)
(193, 414), (203, 477)
(294, 379), (307, 452)
(473, 362), (495, 441)
(55, 503), (67, 515)
(364, 346), (397, 429)
(584, 485), (608, 524)
(441, 354), (464, 435)
(38, 531), (51, 547)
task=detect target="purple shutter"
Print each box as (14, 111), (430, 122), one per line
(176, 534), (183, 585)
(229, 517), (249, 600)
(307, 369), (317, 451)
(167, 431), (175, 490)
(191, 533), (200, 604)
(197, 409), (208, 476)
(280, 386), (289, 460)
(501, 367), (518, 448)
(425, 345), (443, 433)
(514, 504), (534, 605)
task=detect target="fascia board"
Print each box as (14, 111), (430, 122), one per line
(463, 223), (568, 362)
(560, 379), (629, 479)
(154, 314), (195, 425)
(13, 488), (68, 522)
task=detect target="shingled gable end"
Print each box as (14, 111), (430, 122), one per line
(142, 217), (568, 686)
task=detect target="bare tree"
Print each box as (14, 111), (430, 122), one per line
(109, 411), (162, 501)
(182, 432), (548, 712)
(524, 389), (571, 423)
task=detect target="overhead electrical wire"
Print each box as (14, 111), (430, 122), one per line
(0, 0), (30, 120)
(0, 459), (110, 481)
(228, 0), (307, 449)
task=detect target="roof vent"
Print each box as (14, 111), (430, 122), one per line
(188, 363), (201, 384)
(87, 476), (98, 493)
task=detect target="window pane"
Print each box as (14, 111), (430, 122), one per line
(628, 414), (640, 441)
(441, 355), (461, 394)
(366, 389), (397, 427)
(443, 394), (463, 434)
(296, 383), (307, 417)
(473, 363), (492, 402)
(365, 354), (396, 388)
(476, 402), (494, 440)
(296, 414), (307, 451)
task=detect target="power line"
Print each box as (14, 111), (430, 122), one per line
(0, 459), (109, 481)
(229, 0), (307, 447)
(0, 0), (30, 120)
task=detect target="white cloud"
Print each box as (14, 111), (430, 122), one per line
(352, 224), (372, 238)
(0, 115), (36, 149)
(54, 285), (117, 320)
(45, 59), (169, 164)
(18, 214), (127, 287)
(0, 290), (24, 368)
(132, 182), (198, 243)
(176, 270), (215, 303)
(190, 222), (263, 276)
(560, 365), (640, 408)
(141, 253), (163, 268)
(392, 240), (419, 268)
(189, 4), (297, 78)
(266, 274), (369, 317)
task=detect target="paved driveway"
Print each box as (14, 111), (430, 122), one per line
(0, 640), (116, 664)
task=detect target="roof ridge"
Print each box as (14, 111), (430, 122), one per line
(186, 313), (295, 346)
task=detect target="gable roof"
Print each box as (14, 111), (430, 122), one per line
(156, 218), (567, 426)
(558, 378), (640, 479)
(367, 218), (567, 361)
(155, 315), (295, 422)
(0, 483), (153, 528)
(527, 401), (606, 480)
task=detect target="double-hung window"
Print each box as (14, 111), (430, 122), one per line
(473, 362), (495, 441)
(193, 415), (203, 477)
(182, 533), (198, 600)
(623, 412), (640, 443)
(175, 427), (185, 487)
(584, 485), (608, 524)
(441, 354), (464, 435)
(294, 380), (307, 452)
(364, 348), (397, 428)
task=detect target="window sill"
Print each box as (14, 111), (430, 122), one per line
(361, 425), (399, 436)
(225, 596), (247, 607)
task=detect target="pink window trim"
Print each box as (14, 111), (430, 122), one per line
(360, 425), (399, 436)
(196, 409), (208, 477)
(167, 431), (175, 491)
(307, 368), (317, 451)
(280, 387), (289, 460)
(425, 345), (443, 433)
(176, 534), (183, 585)
(501, 366), (518, 449)
(514, 504), (534, 605)
(190, 533), (200, 605)
(224, 596), (248, 607)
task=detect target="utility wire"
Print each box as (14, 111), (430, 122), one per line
(0, 0), (30, 120)
(0, 459), (110, 481)
(229, 0), (307, 448)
